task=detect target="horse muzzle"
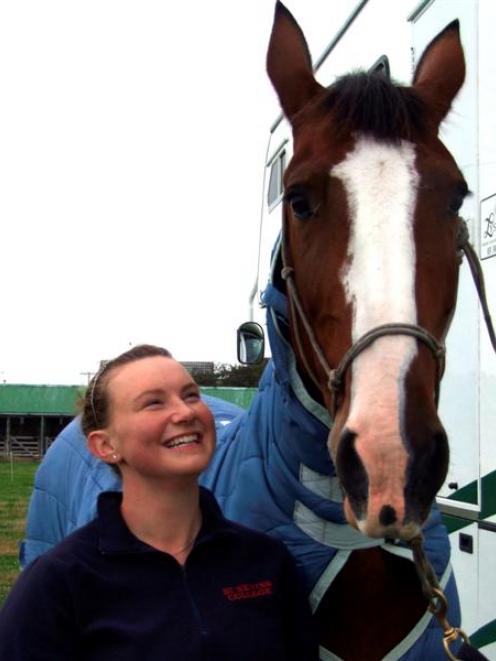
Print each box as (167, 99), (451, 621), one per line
(332, 424), (449, 540)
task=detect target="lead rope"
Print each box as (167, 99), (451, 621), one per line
(395, 224), (494, 661)
(409, 219), (496, 661)
(409, 536), (489, 660)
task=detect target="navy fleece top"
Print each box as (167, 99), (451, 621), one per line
(0, 488), (318, 661)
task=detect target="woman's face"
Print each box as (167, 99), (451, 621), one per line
(104, 356), (216, 481)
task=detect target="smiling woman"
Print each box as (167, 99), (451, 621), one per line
(82, 344), (216, 485)
(0, 345), (318, 661)
(83, 346), (218, 552)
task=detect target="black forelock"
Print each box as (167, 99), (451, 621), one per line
(322, 72), (426, 142)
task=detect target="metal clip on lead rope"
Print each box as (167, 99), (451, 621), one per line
(409, 536), (480, 660)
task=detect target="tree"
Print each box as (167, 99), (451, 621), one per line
(190, 360), (268, 387)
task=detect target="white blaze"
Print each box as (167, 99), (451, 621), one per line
(332, 135), (419, 533)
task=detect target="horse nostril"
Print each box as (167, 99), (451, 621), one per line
(336, 428), (368, 521)
(404, 427), (450, 524)
(379, 504), (397, 527)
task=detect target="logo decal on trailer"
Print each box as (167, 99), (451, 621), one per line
(481, 194), (496, 259)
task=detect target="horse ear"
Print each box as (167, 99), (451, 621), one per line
(412, 20), (465, 130)
(266, 1), (324, 121)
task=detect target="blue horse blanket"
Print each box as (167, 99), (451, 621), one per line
(21, 248), (461, 660)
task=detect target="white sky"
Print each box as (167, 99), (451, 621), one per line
(0, 1), (357, 384)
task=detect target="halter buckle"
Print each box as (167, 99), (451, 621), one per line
(328, 369), (342, 393)
(281, 266), (294, 280)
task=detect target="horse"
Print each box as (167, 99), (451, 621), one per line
(21, 3), (475, 659)
(205, 3), (469, 659)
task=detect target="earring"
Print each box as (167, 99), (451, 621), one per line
(112, 453), (118, 461)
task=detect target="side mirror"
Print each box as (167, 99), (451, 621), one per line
(237, 322), (265, 365)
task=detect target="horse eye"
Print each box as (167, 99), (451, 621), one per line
(285, 191), (315, 220)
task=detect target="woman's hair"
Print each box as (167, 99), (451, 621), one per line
(81, 344), (172, 438)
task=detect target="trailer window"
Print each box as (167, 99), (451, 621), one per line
(267, 151), (286, 209)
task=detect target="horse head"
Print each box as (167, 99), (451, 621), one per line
(267, 2), (467, 541)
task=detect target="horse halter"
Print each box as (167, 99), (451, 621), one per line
(280, 215), (496, 419)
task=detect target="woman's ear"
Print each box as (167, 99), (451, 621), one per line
(87, 430), (121, 465)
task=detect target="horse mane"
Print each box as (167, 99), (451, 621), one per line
(323, 72), (426, 142)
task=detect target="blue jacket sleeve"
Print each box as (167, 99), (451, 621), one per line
(20, 417), (121, 568)
(201, 394), (243, 429)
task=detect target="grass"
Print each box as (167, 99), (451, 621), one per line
(0, 460), (38, 606)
